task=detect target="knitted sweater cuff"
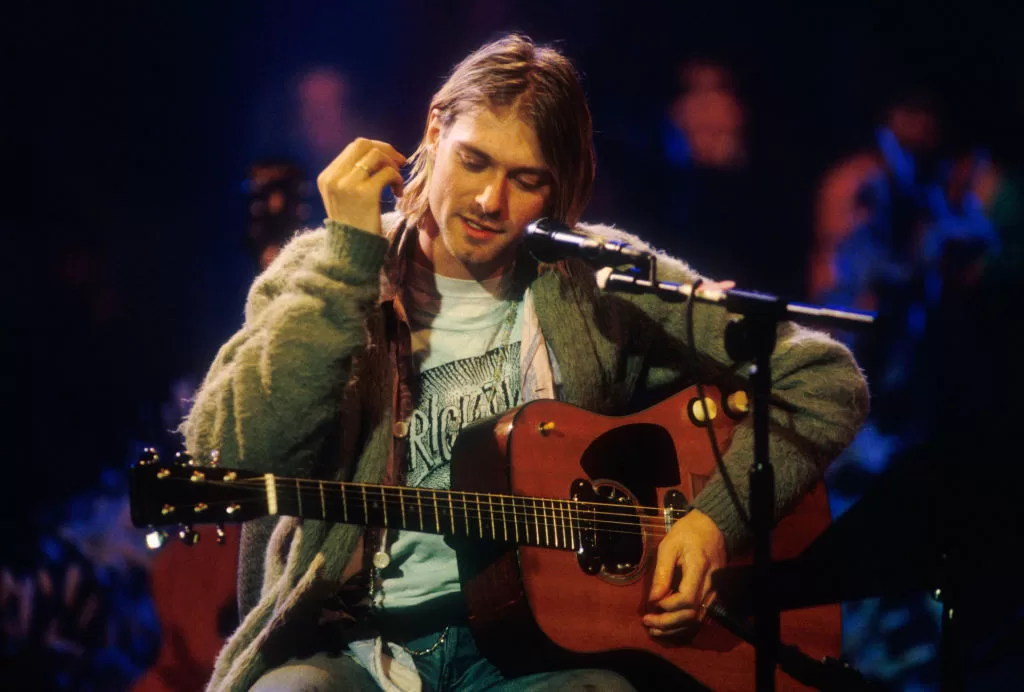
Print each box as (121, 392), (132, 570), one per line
(690, 481), (749, 557)
(323, 219), (389, 282)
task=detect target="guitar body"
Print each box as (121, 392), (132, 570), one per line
(131, 525), (239, 692)
(454, 386), (839, 691)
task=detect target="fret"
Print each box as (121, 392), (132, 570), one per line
(499, 495), (508, 541)
(432, 490), (440, 533)
(295, 478), (303, 517)
(318, 481), (325, 519)
(476, 493), (484, 539)
(568, 498), (576, 551)
(341, 482), (348, 522)
(398, 487), (406, 528)
(553, 500), (560, 548)
(512, 496), (520, 543)
(417, 489), (424, 532)
(447, 493), (456, 534)
(553, 500), (562, 548)
(488, 494), (496, 539)
(533, 499), (540, 546)
(559, 500), (568, 548)
(548, 499), (557, 548)
(544, 500), (551, 547)
(381, 487), (388, 527)
(552, 499), (561, 548)
(361, 486), (369, 523)
(561, 500), (569, 548)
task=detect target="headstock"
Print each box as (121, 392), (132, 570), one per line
(130, 449), (270, 547)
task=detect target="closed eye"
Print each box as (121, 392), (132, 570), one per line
(515, 174), (547, 192)
(460, 153), (487, 172)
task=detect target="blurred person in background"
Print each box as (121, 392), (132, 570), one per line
(810, 87), (1021, 689)
(648, 58), (797, 292)
(244, 159), (315, 271)
(922, 117), (1024, 691)
(656, 60), (753, 282)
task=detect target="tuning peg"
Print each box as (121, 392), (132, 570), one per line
(175, 451), (195, 466)
(216, 523), (226, 544)
(178, 524), (200, 545)
(138, 447), (160, 465)
(144, 529), (168, 550)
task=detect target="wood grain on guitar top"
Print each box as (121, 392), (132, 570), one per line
(456, 386), (839, 691)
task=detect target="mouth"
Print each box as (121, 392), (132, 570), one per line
(460, 216), (502, 238)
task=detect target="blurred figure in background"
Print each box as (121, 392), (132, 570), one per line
(244, 159), (314, 271)
(667, 60), (747, 171)
(812, 91), (949, 449)
(650, 59), (778, 288)
(924, 136), (1024, 691)
(810, 89), (947, 691)
(1, 468), (160, 692)
(249, 66), (370, 225)
(811, 87), (1019, 689)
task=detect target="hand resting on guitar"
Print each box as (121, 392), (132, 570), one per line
(645, 508), (727, 636)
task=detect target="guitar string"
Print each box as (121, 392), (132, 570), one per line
(153, 480), (678, 538)
(192, 477), (676, 526)
(161, 476), (679, 526)
(168, 491), (672, 535)
(213, 475), (684, 521)
(154, 500), (674, 542)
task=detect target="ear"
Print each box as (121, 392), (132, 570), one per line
(426, 108), (443, 150)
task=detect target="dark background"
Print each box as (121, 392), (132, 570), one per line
(5, 1), (1022, 686)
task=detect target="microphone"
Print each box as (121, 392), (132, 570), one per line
(524, 218), (652, 268)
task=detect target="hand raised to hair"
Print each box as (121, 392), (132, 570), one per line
(316, 138), (407, 236)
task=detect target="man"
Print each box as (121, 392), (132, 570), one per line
(184, 34), (868, 691)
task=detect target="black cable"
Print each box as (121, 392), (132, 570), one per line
(685, 278), (752, 532)
(705, 602), (885, 691)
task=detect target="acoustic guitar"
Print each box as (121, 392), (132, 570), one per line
(130, 385), (839, 690)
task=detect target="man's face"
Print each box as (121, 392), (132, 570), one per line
(421, 106), (552, 280)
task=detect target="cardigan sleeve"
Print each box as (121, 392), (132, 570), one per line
(180, 221), (388, 476)
(626, 252), (869, 555)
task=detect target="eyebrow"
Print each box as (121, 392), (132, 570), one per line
(456, 142), (551, 179)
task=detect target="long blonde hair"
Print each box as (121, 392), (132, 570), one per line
(397, 34), (595, 229)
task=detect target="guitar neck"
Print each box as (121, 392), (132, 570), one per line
(270, 476), (581, 551)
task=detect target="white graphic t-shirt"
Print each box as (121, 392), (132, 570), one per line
(375, 261), (524, 611)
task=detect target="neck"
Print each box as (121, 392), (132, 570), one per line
(414, 224), (515, 287)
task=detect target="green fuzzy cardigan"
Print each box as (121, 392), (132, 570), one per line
(183, 212), (868, 691)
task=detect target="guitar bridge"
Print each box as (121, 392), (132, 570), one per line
(663, 489), (690, 532)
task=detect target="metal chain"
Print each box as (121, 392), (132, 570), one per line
(402, 625), (450, 657)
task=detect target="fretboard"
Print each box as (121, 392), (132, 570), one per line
(268, 476), (584, 551)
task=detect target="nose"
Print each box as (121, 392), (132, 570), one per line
(475, 173), (507, 219)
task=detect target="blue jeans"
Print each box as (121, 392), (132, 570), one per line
(250, 625), (636, 691)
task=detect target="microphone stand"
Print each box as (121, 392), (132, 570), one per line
(598, 268), (874, 692)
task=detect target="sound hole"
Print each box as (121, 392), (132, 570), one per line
(593, 481), (645, 584)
